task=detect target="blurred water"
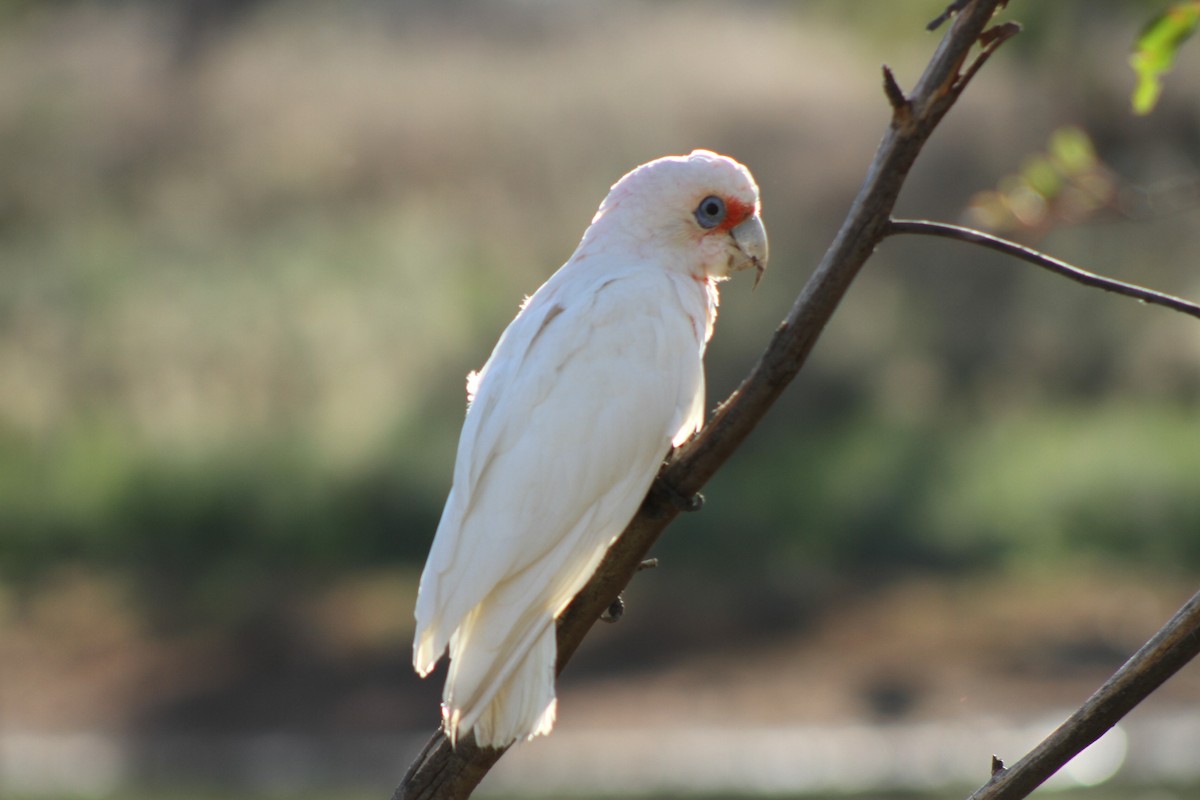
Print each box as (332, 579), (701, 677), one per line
(1, 713), (1196, 797)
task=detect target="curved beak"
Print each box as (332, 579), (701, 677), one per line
(730, 214), (768, 289)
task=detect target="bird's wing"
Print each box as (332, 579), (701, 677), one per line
(413, 263), (706, 675)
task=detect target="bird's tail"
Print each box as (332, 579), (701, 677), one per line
(442, 605), (558, 748)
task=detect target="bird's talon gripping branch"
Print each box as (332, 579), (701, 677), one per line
(600, 595), (624, 624)
(655, 476), (705, 512)
(600, 560), (658, 623)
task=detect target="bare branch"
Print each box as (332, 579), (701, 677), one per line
(393, 732), (504, 800)
(395, 2), (1013, 797)
(928, 0), (974, 32)
(882, 65), (911, 121)
(966, 589), (1200, 800)
(887, 218), (1200, 321)
(960, 21), (1022, 89)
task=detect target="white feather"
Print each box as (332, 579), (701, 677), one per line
(412, 150), (764, 747)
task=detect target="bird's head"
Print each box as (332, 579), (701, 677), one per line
(583, 149), (768, 286)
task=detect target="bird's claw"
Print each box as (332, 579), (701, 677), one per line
(600, 595), (624, 623)
(656, 477), (704, 512)
(600, 560), (658, 624)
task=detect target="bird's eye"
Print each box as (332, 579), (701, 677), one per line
(694, 195), (726, 229)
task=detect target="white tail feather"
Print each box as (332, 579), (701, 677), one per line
(444, 613), (558, 748)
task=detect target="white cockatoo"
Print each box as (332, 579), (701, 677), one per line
(413, 150), (767, 748)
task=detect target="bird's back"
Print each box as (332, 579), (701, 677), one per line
(414, 261), (711, 745)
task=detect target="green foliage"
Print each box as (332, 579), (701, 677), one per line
(1130, 1), (1200, 114)
(661, 403), (1200, 586)
(0, 411), (451, 587)
(967, 126), (1114, 233)
(928, 404), (1200, 569)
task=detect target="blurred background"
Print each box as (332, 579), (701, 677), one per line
(2, 0), (1200, 798)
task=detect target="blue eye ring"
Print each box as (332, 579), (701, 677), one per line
(694, 195), (726, 229)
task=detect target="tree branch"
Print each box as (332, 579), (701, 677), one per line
(395, 2), (1014, 797)
(887, 219), (1200, 320)
(966, 588), (1200, 800)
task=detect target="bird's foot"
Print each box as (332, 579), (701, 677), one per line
(600, 595), (624, 623)
(655, 476), (704, 512)
(599, 560), (657, 624)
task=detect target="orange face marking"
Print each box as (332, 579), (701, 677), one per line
(715, 196), (755, 232)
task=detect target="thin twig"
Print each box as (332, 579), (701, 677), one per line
(882, 65), (911, 121)
(959, 22), (1022, 90)
(928, 0), (973, 31)
(887, 219), (1200, 321)
(928, 0), (1008, 31)
(966, 589), (1200, 800)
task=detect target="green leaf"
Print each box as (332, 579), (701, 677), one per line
(1020, 155), (1060, 198)
(1047, 126), (1097, 177)
(1130, 1), (1200, 114)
